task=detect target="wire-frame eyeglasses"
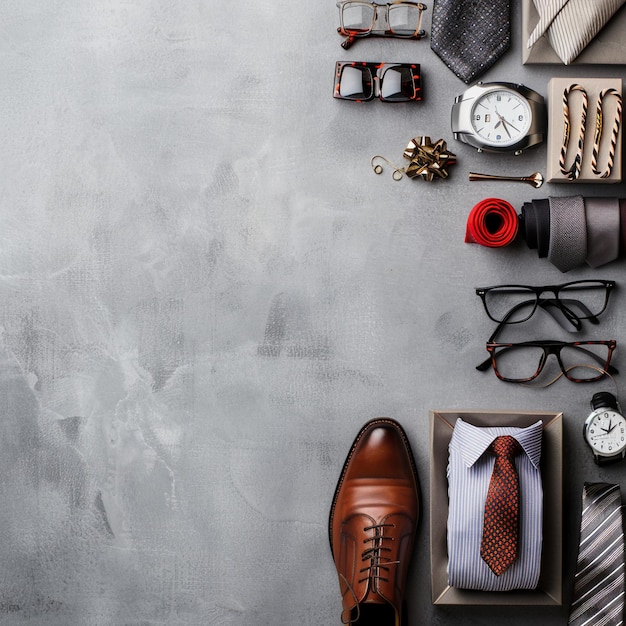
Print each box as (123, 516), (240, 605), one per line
(475, 279), (615, 328)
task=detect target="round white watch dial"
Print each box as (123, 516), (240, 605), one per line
(470, 89), (533, 148)
(586, 409), (626, 456)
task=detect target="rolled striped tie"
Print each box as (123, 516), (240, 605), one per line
(568, 482), (625, 626)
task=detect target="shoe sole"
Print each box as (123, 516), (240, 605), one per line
(328, 417), (421, 557)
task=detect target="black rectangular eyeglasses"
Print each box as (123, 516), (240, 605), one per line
(334, 62), (422, 103)
(477, 339), (618, 384)
(475, 280), (615, 326)
(336, 1), (427, 49)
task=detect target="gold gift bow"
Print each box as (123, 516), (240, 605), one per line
(371, 136), (457, 182)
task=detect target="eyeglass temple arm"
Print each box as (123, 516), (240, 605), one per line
(339, 32), (355, 49)
(476, 298), (588, 372)
(477, 300), (548, 372)
(476, 355), (494, 372)
(545, 297), (599, 326)
(485, 298), (583, 345)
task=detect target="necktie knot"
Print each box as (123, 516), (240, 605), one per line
(491, 435), (520, 459)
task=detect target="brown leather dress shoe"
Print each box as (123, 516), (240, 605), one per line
(329, 418), (420, 626)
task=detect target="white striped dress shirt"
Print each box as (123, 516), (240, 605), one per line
(447, 419), (543, 591)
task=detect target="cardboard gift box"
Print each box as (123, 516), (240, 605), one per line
(546, 77), (622, 184)
(429, 409), (563, 606)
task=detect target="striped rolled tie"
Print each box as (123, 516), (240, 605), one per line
(568, 482), (625, 626)
(528, 0), (626, 65)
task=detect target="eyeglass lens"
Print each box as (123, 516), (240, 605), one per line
(337, 65), (373, 100)
(492, 342), (612, 382)
(481, 280), (612, 323)
(388, 3), (422, 34)
(379, 66), (417, 100)
(340, 2), (375, 34)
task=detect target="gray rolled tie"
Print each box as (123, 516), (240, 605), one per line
(547, 195), (587, 272)
(585, 197), (620, 268)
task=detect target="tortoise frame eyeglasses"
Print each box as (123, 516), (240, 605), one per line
(333, 61), (422, 103)
(480, 339), (618, 384)
(336, 1), (427, 49)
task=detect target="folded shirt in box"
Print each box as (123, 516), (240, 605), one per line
(447, 419), (543, 591)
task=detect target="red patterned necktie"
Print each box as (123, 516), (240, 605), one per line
(480, 436), (521, 576)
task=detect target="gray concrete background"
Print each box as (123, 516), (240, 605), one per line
(1, 1), (626, 624)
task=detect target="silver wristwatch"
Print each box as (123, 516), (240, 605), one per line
(584, 392), (626, 466)
(451, 82), (547, 155)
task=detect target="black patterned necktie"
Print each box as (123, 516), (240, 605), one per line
(569, 482), (625, 626)
(430, 0), (510, 84)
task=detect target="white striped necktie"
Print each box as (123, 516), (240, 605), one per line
(528, 0), (626, 65)
(569, 482), (625, 626)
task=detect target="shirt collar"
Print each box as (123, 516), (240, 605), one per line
(453, 418), (543, 469)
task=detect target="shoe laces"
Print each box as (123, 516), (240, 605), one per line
(339, 523), (399, 624)
(359, 523), (399, 588)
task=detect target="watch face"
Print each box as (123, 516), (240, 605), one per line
(586, 409), (626, 456)
(470, 88), (533, 149)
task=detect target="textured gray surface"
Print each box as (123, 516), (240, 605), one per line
(1, 1), (626, 625)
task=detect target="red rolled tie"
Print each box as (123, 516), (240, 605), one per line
(465, 198), (519, 247)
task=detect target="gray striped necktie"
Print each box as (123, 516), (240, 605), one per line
(528, 0), (626, 65)
(568, 482), (625, 626)
(547, 195), (587, 273)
